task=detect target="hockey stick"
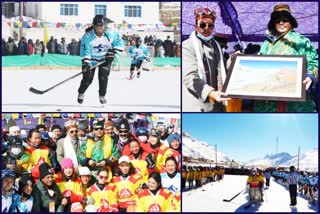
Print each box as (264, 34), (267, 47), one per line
(29, 60), (106, 95)
(223, 189), (245, 202)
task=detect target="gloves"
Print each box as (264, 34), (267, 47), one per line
(145, 56), (151, 62)
(246, 184), (250, 190)
(146, 153), (155, 169)
(82, 62), (91, 73)
(105, 49), (115, 64)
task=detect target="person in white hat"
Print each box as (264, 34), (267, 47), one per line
(111, 156), (143, 212)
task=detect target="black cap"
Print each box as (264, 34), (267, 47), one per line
(39, 162), (53, 180)
(117, 118), (130, 130)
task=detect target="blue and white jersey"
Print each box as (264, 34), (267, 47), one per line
(160, 172), (181, 195)
(309, 176), (318, 187)
(2, 193), (13, 212)
(80, 29), (124, 67)
(129, 44), (150, 65)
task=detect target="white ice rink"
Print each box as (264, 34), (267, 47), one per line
(183, 175), (318, 212)
(2, 68), (180, 112)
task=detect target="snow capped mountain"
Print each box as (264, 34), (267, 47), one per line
(182, 132), (230, 162)
(247, 149), (318, 172)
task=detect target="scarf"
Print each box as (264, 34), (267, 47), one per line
(190, 31), (227, 86)
(63, 136), (78, 168)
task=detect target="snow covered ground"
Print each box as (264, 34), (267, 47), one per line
(2, 68), (180, 112)
(183, 175), (318, 212)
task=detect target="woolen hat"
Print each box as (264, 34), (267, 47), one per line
(61, 158), (74, 170)
(39, 162), (53, 180)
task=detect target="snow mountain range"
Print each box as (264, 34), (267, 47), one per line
(183, 132), (318, 172)
(182, 132), (230, 162)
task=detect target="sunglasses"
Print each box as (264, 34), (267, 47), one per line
(99, 175), (108, 179)
(199, 23), (214, 29)
(69, 130), (78, 134)
(194, 6), (216, 17)
(94, 127), (104, 131)
(275, 19), (289, 24)
(119, 130), (128, 134)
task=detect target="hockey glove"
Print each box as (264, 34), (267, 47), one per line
(105, 49), (116, 64)
(82, 62), (91, 73)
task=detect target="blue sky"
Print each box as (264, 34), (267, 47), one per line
(239, 59), (297, 70)
(182, 114), (318, 162)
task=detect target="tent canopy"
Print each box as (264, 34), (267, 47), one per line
(182, 1), (318, 44)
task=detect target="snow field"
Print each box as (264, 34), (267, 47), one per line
(2, 68), (180, 112)
(183, 174), (318, 212)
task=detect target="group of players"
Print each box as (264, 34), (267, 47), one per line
(2, 117), (181, 212)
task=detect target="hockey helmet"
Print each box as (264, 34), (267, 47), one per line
(135, 36), (142, 43)
(93, 15), (106, 26)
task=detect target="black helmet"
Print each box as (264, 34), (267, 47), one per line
(93, 15), (106, 26)
(3, 154), (17, 171)
(7, 136), (24, 158)
(290, 166), (295, 171)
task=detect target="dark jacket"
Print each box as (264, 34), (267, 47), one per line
(32, 181), (65, 212)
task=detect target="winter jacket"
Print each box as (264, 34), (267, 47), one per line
(129, 151), (154, 184)
(32, 181), (65, 212)
(78, 135), (118, 173)
(255, 30), (318, 112)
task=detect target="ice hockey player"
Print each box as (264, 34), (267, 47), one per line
(128, 36), (151, 79)
(245, 167), (264, 208)
(77, 15), (124, 104)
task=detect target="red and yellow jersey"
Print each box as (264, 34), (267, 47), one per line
(23, 144), (51, 172)
(55, 173), (83, 203)
(247, 174), (264, 188)
(160, 148), (181, 172)
(87, 183), (118, 212)
(172, 192), (181, 212)
(111, 174), (142, 208)
(136, 188), (174, 212)
(129, 152), (152, 184)
(155, 143), (169, 172)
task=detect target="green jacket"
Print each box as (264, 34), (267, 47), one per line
(31, 181), (64, 212)
(78, 134), (119, 172)
(254, 30), (318, 112)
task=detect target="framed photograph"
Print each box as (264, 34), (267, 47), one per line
(222, 55), (306, 101)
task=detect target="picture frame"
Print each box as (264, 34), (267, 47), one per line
(222, 55), (306, 101)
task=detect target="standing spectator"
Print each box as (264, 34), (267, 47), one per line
(28, 39), (34, 55)
(56, 120), (80, 168)
(34, 39), (43, 54)
(57, 37), (68, 54)
(67, 38), (78, 55)
(77, 120), (89, 146)
(46, 36), (56, 54)
(162, 35), (173, 57)
(288, 166), (299, 207)
(6, 37), (17, 56)
(2, 38), (7, 56)
(78, 118), (118, 175)
(40, 41), (45, 56)
(77, 39), (81, 55)
(18, 37), (29, 55)
(32, 162), (67, 212)
(265, 170), (271, 187)
(255, 3), (318, 112)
